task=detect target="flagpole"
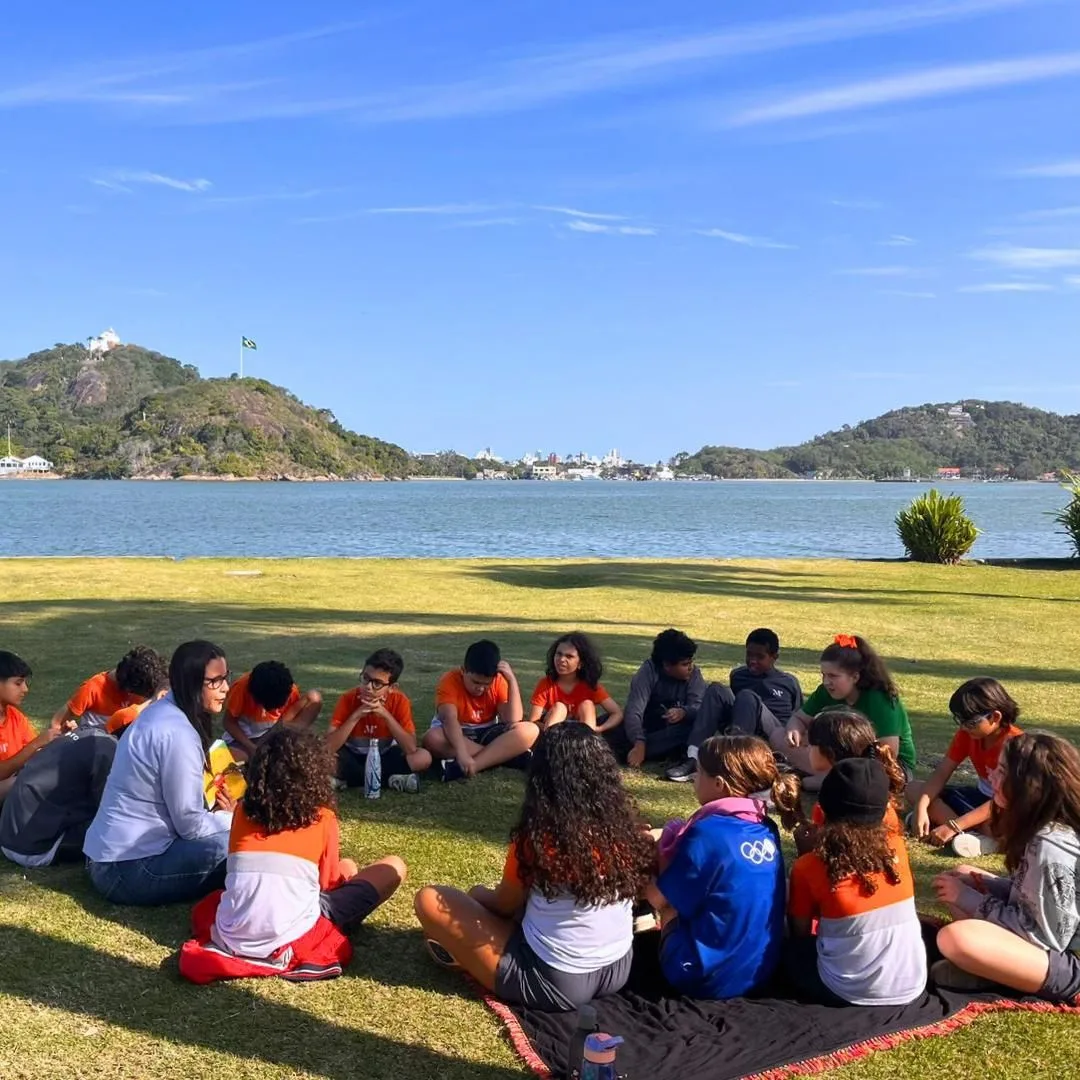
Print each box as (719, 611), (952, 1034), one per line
(240, 338), (244, 380)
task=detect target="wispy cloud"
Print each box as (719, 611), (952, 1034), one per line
(443, 217), (521, 229)
(566, 220), (658, 236)
(203, 187), (343, 206)
(958, 281), (1057, 292)
(534, 205), (627, 221)
(883, 234), (917, 246)
(365, 203), (498, 215)
(969, 244), (1080, 269)
(2, 1), (1047, 124)
(838, 265), (931, 277)
(697, 228), (794, 249)
(881, 289), (937, 298)
(1065, 276), (1080, 288)
(1013, 159), (1080, 178)
(92, 170), (212, 193)
(728, 50), (1080, 126)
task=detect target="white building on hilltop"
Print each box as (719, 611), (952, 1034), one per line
(87, 328), (122, 356)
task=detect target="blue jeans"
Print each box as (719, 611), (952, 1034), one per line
(88, 833), (229, 906)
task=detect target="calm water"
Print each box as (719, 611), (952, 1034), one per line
(0, 479), (1072, 560)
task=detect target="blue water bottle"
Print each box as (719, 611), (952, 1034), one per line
(582, 1033), (623, 1080)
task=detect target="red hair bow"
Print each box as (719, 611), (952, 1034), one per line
(834, 633), (858, 650)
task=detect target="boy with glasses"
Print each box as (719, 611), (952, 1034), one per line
(326, 649), (431, 793)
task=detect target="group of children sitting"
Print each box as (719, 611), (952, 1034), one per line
(1, 628), (1078, 1012)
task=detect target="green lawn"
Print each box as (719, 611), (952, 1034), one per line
(1, 557), (1078, 1079)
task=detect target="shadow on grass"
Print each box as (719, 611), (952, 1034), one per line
(0, 925), (523, 1080)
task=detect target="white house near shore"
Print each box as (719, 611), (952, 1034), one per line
(87, 328), (122, 356)
(0, 454), (54, 474)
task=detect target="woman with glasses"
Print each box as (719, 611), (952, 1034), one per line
(906, 677), (1023, 859)
(84, 641), (236, 905)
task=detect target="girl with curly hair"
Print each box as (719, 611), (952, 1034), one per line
(932, 733), (1080, 1001)
(647, 735), (800, 999)
(526, 632), (624, 734)
(786, 757), (926, 1005)
(791, 710), (907, 854)
(780, 634), (916, 787)
(180, 726), (406, 984)
(414, 723), (653, 1011)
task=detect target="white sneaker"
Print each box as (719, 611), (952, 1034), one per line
(388, 773), (420, 794)
(330, 776), (348, 792)
(950, 831), (998, 858)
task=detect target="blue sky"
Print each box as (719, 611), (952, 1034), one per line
(1, 0), (1078, 461)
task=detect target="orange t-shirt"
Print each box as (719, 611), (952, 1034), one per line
(68, 671), (144, 723)
(229, 804), (346, 891)
(330, 687), (414, 743)
(811, 801), (903, 836)
(105, 702), (148, 735)
(226, 672), (301, 726)
(788, 833), (915, 921)
(946, 726), (1023, 783)
(530, 677), (610, 717)
(435, 669), (509, 727)
(0, 705), (36, 761)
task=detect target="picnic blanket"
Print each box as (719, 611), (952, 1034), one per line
(481, 927), (1080, 1080)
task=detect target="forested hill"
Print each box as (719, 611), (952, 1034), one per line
(679, 401), (1080, 480)
(0, 342), (413, 478)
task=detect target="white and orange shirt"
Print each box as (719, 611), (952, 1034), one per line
(211, 805), (348, 959)
(68, 671), (144, 730)
(225, 672), (302, 741)
(0, 705), (36, 761)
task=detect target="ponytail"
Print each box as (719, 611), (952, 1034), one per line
(770, 771), (803, 818)
(863, 741), (906, 798)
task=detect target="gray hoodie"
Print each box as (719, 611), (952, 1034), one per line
(954, 824), (1080, 953)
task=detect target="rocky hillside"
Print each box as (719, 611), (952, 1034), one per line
(0, 342), (411, 479)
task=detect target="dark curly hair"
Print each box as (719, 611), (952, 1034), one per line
(243, 726), (335, 834)
(116, 645), (169, 698)
(248, 660), (295, 712)
(511, 724), (654, 906)
(820, 635), (898, 701)
(545, 632), (603, 688)
(807, 710), (906, 798)
(816, 820), (901, 895)
(651, 628), (697, 667)
(994, 732), (1080, 872)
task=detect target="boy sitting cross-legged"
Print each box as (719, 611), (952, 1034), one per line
(223, 661), (323, 762)
(325, 649), (431, 794)
(422, 640), (539, 783)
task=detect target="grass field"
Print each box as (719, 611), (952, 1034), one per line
(1, 557), (1079, 1079)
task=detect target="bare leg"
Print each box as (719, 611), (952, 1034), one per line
(576, 700), (598, 730)
(471, 723), (540, 773)
(406, 748), (433, 773)
(937, 919), (1049, 994)
(765, 725), (816, 778)
(422, 727), (485, 761)
(543, 702), (569, 730)
(353, 854), (408, 903)
(414, 885), (515, 992)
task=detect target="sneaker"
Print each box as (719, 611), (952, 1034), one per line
(388, 773), (420, 794)
(664, 758), (698, 783)
(330, 776), (348, 792)
(505, 749), (533, 772)
(633, 908), (658, 934)
(440, 759), (465, 783)
(950, 831), (999, 858)
(930, 958), (1002, 993)
(771, 752), (796, 776)
(425, 939), (461, 970)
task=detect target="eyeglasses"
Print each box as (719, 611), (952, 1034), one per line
(360, 673), (391, 691)
(204, 672), (231, 690)
(953, 711), (990, 729)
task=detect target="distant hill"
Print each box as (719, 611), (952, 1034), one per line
(679, 401), (1080, 480)
(0, 342), (413, 479)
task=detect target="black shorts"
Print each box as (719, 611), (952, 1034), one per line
(494, 927), (632, 1012)
(463, 723), (510, 746)
(336, 745), (411, 788)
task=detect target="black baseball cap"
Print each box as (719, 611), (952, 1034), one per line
(818, 757), (890, 825)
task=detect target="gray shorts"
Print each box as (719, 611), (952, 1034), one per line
(1041, 948), (1080, 1003)
(494, 927), (632, 1012)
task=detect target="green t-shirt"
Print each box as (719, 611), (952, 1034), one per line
(803, 684), (916, 771)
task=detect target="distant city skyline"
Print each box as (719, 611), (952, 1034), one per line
(1, 1), (1077, 460)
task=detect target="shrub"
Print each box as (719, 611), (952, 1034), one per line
(1052, 473), (1080, 558)
(895, 488), (979, 564)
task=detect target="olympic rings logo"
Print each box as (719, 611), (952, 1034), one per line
(740, 839), (777, 864)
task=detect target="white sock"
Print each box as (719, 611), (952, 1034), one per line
(687, 745), (699, 761)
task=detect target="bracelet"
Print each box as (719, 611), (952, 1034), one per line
(947, 819), (963, 835)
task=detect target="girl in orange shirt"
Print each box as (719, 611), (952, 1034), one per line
(527, 632), (623, 734)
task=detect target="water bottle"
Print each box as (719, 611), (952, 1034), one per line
(566, 1004), (598, 1080)
(364, 736), (381, 799)
(582, 1033), (623, 1080)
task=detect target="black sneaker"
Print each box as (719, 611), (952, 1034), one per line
(440, 759), (465, 783)
(664, 758), (698, 783)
